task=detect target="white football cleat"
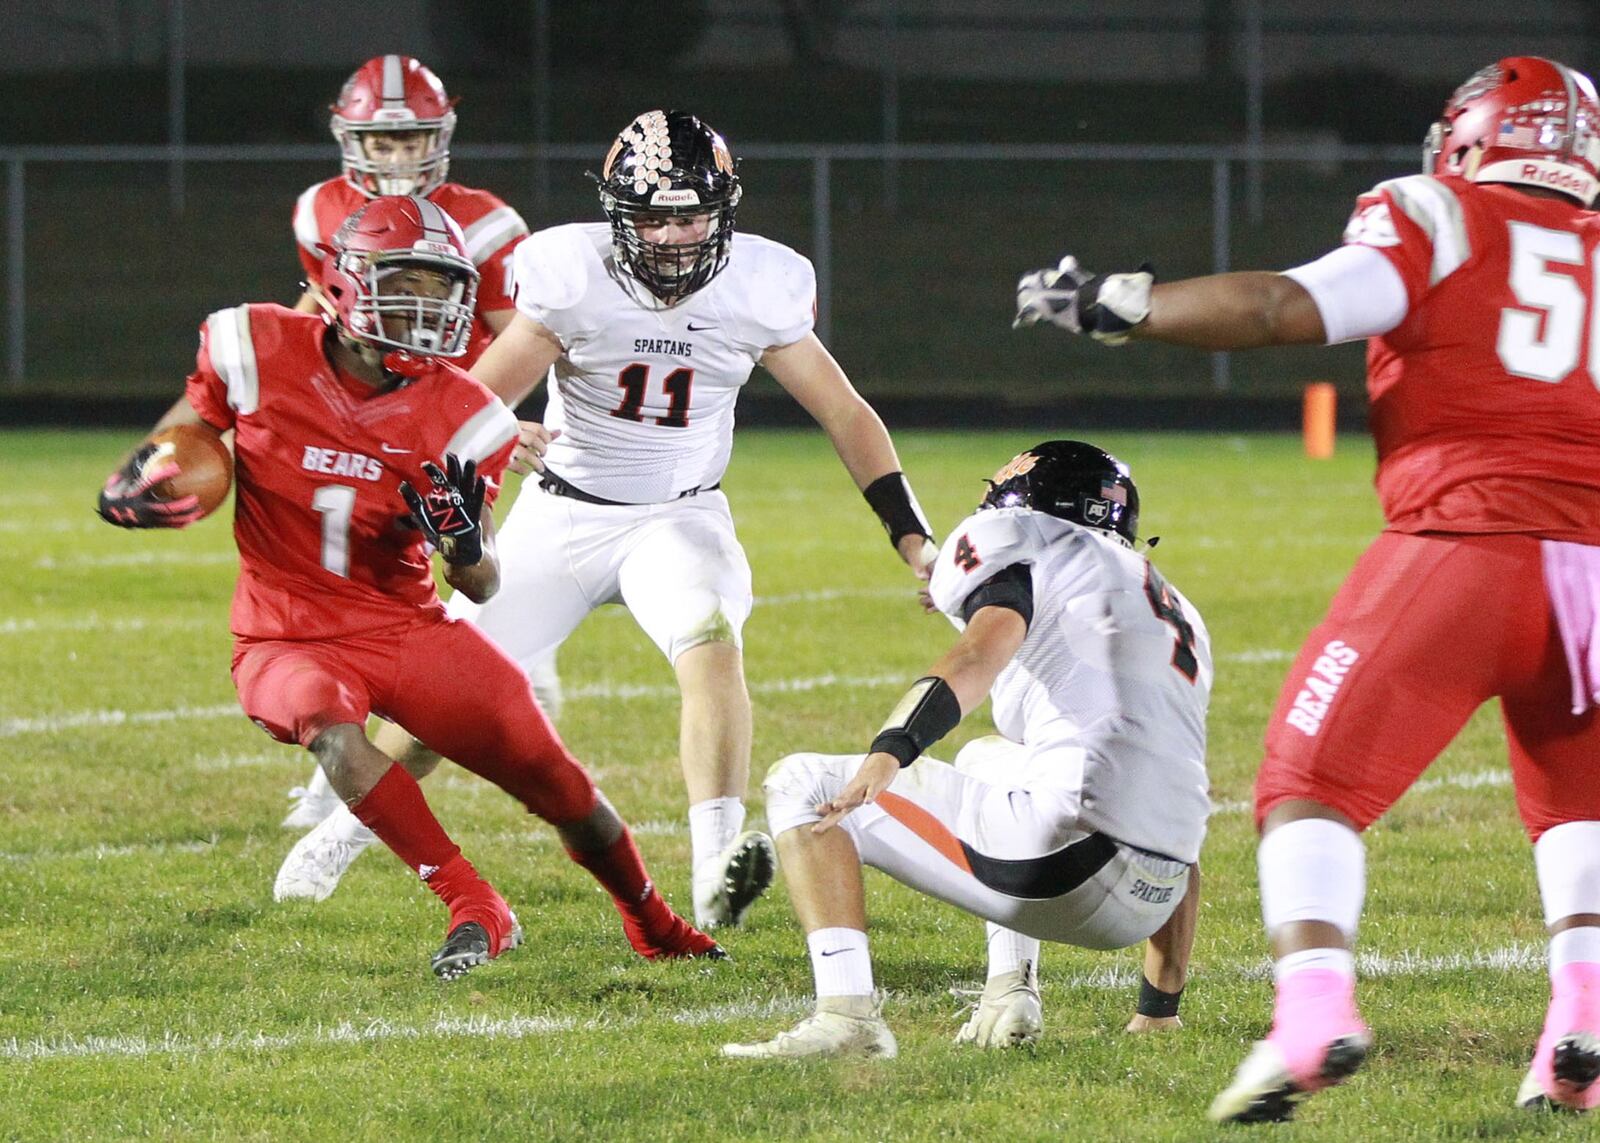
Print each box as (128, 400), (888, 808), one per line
(722, 999), (897, 1061)
(273, 807), (377, 902)
(1516, 1031), (1600, 1111)
(693, 831), (777, 929)
(1208, 1032), (1371, 1124)
(954, 960), (1043, 1048)
(280, 774), (342, 831)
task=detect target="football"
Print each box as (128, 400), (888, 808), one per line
(143, 422), (234, 520)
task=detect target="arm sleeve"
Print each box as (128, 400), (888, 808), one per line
(959, 563), (1034, 629)
(744, 240), (817, 349)
(461, 203), (530, 313)
(509, 227), (586, 339)
(1281, 244), (1410, 344)
(185, 322), (236, 433)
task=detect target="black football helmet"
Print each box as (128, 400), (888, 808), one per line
(597, 109), (742, 303)
(979, 440), (1140, 545)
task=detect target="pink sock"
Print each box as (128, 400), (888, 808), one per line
(1267, 966), (1368, 1086)
(1534, 962), (1600, 1108)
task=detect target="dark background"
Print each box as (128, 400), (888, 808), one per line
(2, 1), (1594, 426)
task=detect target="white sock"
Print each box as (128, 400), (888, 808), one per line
(689, 796), (746, 875)
(1534, 821), (1600, 924)
(1258, 818), (1365, 938)
(808, 927), (874, 998)
(304, 764), (334, 799)
(985, 923), (1040, 979)
(1551, 928), (1600, 973)
(1274, 947), (1356, 983)
(327, 804), (377, 845)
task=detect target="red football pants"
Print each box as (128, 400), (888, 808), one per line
(1255, 530), (1600, 841)
(231, 614), (596, 824)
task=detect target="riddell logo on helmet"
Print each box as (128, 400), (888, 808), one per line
(650, 189), (701, 207)
(1520, 163), (1589, 193)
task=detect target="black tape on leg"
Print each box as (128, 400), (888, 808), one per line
(862, 471), (933, 550)
(869, 676), (962, 768)
(1136, 976), (1184, 1019)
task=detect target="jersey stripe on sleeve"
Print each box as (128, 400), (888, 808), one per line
(1376, 175), (1471, 284)
(462, 206), (529, 265)
(444, 397), (518, 467)
(204, 305), (261, 414)
(292, 185), (323, 258)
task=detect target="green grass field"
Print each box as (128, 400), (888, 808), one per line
(0, 428), (1588, 1140)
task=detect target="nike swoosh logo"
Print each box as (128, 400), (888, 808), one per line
(380, 443), (412, 455)
(686, 323), (716, 332)
(819, 948), (850, 957)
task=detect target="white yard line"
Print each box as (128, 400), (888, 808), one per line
(0, 945), (1549, 1063)
(0, 997), (809, 1062)
(34, 551), (238, 570)
(1, 675), (910, 738)
(0, 615), (210, 636)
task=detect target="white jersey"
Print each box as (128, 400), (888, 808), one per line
(510, 223), (815, 503)
(928, 507), (1213, 862)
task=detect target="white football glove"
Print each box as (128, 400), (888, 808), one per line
(1013, 255), (1155, 346)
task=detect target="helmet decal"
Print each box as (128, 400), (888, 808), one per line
(979, 440), (1140, 546)
(597, 109), (742, 303)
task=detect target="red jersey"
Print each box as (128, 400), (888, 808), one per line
(1343, 173), (1600, 540)
(292, 179), (528, 366)
(186, 304), (518, 640)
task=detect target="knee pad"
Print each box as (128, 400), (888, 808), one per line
(763, 752), (850, 838)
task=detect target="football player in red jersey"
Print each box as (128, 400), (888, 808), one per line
(280, 53), (563, 838)
(98, 196), (722, 977)
(1017, 56), (1600, 1121)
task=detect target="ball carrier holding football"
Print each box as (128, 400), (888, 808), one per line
(723, 442), (1211, 1060)
(276, 54), (565, 853)
(98, 195), (721, 977)
(295, 109), (939, 932)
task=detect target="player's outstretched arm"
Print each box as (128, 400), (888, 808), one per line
(1015, 254), (1327, 351)
(469, 313), (564, 410)
(814, 604), (1027, 832)
(763, 334), (938, 579)
(96, 394), (211, 529)
(1126, 864), (1201, 1033)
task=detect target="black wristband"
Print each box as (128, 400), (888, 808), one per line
(869, 676), (962, 768)
(862, 472), (933, 549)
(1136, 976), (1183, 1019)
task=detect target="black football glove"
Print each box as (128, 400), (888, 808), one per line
(399, 453), (486, 566)
(96, 442), (204, 529)
(1013, 255), (1155, 345)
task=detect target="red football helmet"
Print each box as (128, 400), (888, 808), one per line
(319, 196), (479, 359)
(330, 55), (457, 197)
(1424, 56), (1600, 206)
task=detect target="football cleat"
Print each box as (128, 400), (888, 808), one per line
(1208, 1033), (1371, 1124)
(1517, 1032), (1600, 1111)
(633, 913), (727, 961)
(431, 903), (523, 981)
(693, 831), (777, 929)
(272, 809), (377, 902)
(722, 1000), (898, 1061)
(953, 961), (1043, 1049)
(280, 780), (342, 831)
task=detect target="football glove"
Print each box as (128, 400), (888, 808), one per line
(1013, 255), (1155, 345)
(96, 442), (204, 529)
(399, 453), (485, 566)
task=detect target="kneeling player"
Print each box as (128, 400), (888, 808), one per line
(722, 442), (1211, 1058)
(97, 195), (720, 977)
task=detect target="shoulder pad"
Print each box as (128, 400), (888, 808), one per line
(512, 224), (596, 315)
(730, 234), (816, 344)
(1367, 174), (1470, 284)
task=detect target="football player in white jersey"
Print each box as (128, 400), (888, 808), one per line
(722, 442), (1211, 1059)
(289, 109), (939, 931)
